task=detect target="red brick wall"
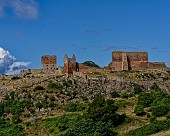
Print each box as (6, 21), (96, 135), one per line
(41, 56), (56, 64)
(110, 62), (122, 71)
(149, 62), (168, 70)
(64, 60), (78, 75)
(130, 61), (148, 70)
(111, 51), (148, 70)
(112, 52), (123, 61)
(79, 64), (90, 72)
(126, 52), (148, 61)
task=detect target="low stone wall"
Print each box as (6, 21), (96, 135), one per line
(148, 62), (168, 70)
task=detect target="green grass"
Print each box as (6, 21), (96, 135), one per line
(125, 119), (170, 136)
(43, 114), (81, 136)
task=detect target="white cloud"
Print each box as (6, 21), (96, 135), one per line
(0, 47), (30, 75)
(165, 62), (170, 68)
(0, 0), (39, 19)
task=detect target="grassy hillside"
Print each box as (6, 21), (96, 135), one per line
(0, 69), (170, 135)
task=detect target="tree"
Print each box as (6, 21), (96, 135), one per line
(82, 61), (100, 68)
(151, 105), (168, 117)
(137, 92), (153, 107)
(86, 94), (125, 125)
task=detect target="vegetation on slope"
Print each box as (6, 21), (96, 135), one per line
(0, 71), (170, 136)
(44, 94), (126, 136)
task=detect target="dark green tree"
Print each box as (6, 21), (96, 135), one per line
(82, 61), (100, 68)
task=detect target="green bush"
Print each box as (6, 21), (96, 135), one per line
(150, 116), (157, 123)
(80, 96), (88, 101)
(48, 82), (62, 89)
(12, 115), (22, 124)
(36, 101), (43, 110)
(34, 85), (44, 91)
(120, 92), (129, 99)
(151, 105), (168, 117)
(137, 92), (153, 107)
(111, 91), (120, 98)
(133, 84), (142, 94)
(126, 119), (170, 136)
(44, 95), (127, 136)
(82, 61), (100, 68)
(62, 102), (87, 112)
(134, 105), (145, 116)
(150, 83), (161, 91)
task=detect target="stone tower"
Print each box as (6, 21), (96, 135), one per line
(64, 54), (79, 75)
(41, 55), (57, 73)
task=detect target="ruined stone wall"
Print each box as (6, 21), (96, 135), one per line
(126, 52), (148, 61)
(149, 62), (168, 70)
(111, 51), (123, 70)
(79, 64), (91, 72)
(110, 62), (123, 71)
(130, 61), (148, 70)
(110, 51), (148, 70)
(41, 55), (57, 73)
(64, 55), (78, 75)
(126, 52), (148, 70)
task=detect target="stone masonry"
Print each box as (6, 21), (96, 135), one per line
(41, 55), (57, 73)
(64, 54), (79, 75)
(108, 51), (167, 71)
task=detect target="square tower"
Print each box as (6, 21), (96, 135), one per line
(41, 55), (57, 73)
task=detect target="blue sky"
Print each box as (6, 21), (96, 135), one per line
(0, 0), (170, 70)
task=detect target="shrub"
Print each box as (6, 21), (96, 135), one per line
(137, 92), (153, 107)
(34, 85), (44, 91)
(80, 96), (88, 101)
(36, 101), (43, 111)
(25, 121), (31, 127)
(12, 115), (22, 124)
(150, 83), (161, 91)
(150, 116), (157, 123)
(48, 82), (62, 89)
(62, 102), (86, 112)
(111, 91), (120, 98)
(120, 92), (129, 99)
(151, 105), (168, 117)
(126, 119), (170, 136)
(133, 84), (142, 94)
(82, 61), (100, 68)
(134, 105), (145, 116)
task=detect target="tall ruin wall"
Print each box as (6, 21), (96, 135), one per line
(110, 51), (149, 70)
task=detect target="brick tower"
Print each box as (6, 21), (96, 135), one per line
(41, 55), (57, 73)
(64, 54), (78, 75)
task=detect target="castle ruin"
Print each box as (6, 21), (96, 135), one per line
(108, 51), (167, 71)
(20, 51), (168, 76)
(64, 54), (79, 75)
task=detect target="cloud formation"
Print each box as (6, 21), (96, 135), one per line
(0, 47), (30, 75)
(165, 62), (170, 68)
(0, 0), (39, 19)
